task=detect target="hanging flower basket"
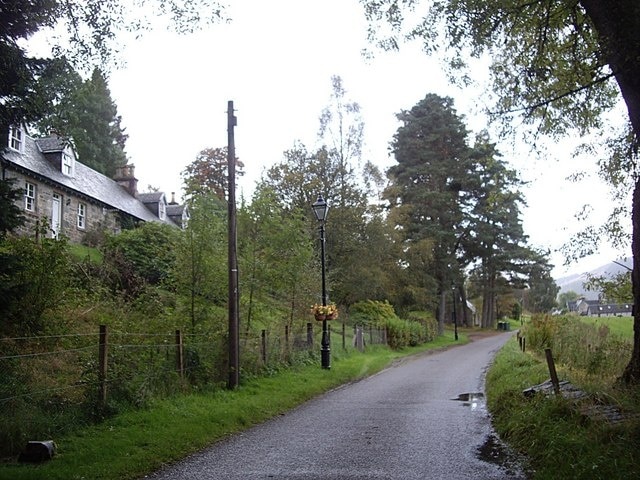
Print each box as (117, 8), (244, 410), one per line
(311, 303), (338, 321)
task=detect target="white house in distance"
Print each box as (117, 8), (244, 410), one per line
(1, 126), (187, 242)
(571, 298), (633, 317)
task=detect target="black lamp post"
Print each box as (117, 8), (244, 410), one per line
(452, 286), (459, 341)
(312, 194), (330, 369)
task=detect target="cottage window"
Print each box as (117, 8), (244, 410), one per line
(9, 127), (23, 152)
(158, 200), (166, 220)
(62, 152), (74, 176)
(77, 202), (86, 229)
(24, 182), (36, 212)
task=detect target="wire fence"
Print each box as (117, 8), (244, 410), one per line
(0, 322), (387, 457)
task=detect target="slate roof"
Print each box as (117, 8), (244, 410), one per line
(166, 204), (188, 228)
(35, 136), (70, 153)
(2, 134), (175, 225)
(138, 192), (165, 204)
(586, 303), (633, 315)
(166, 204), (185, 217)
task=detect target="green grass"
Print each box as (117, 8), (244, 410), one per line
(487, 337), (640, 479)
(67, 243), (103, 263)
(0, 331), (464, 480)
(579, 315), (633, 339)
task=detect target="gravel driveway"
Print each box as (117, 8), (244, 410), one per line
(147, 332), (528, 479)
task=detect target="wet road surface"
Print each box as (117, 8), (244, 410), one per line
(147, 332), (527, 479)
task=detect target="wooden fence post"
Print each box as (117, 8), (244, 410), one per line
(261, 330), (267, 365)
(544, 348), (561, 395)
(306, 323), (313, 349)
(98, 325), (108, 406)
(342, 322), (346, 350)
(355, 326), (364, 352)
(175, 330), (184, 378)
(284, 325), (290, 360)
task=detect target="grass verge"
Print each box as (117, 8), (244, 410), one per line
(0, 331), (465, 480)
(579, 315), (633, 339)
(67, 243), (103, 263)
(486, 337), (640, 479)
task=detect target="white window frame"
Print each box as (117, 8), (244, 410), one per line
(158, 200), (166, 220)
(62, 152), (74, 176)
(77, 202), (86, 229)
(24, 182), (36, 212)
(9, 126), (24, 153)
(51, 192), (62, 238)
(77, 202), (87, 230)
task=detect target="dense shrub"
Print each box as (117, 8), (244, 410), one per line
(522, 314), (632, 382)
(0, 234), (70, 335)
(406, 311), (438, 342)
(103, 222), (180, 293)
(522, 314), (564, 350)
(350, 300), (434, 349)
(0, 178), (24, 238)
(349, 300), (397, 326)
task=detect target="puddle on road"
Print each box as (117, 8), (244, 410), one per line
(452, 393), (531, 477)
(452, 392), (485, 411)
(477, 434), (531, 478)
(477, 434), (507, 464)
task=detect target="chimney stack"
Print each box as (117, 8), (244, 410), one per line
(114, 164), (138, 197)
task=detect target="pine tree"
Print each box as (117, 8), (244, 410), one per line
(37, 68), (128, 176)
(463, 133), (530, 327)
(386, 94), (472, 334)
(1, 1), (225, 133)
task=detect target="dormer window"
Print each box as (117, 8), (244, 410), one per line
(158, 199), (166, 220)
(8, 126), (24, 153)
(62, 151), (74, 176)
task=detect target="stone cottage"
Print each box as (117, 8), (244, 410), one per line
(1, 126), (184, 243)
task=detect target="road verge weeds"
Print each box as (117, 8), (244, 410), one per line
(0, 332), (463, 480)
(486, 326), (640, 479)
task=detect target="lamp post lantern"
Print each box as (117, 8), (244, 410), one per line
(312, 194), (330, 369)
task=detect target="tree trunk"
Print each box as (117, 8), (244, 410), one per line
(459, 285), (470, 327)
(481, 287), (489, 328)
(481, 269), (497, 329)
(438, 288), (445, 336)
(488, 274), (496, 328)
(581, 0), (640, 383)
(622, 178), (640, 382)
(580, 1), (640, 138)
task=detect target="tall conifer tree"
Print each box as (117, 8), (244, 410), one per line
(386, 94), (472, 333)
(37, 68), (127, 176)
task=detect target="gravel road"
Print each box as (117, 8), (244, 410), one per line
(147, 332), (528, 479)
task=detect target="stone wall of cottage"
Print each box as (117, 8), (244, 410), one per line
(5, 170), (118, 244)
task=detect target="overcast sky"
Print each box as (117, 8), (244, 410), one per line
(54, 0), (628, 277)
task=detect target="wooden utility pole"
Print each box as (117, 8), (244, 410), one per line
(227, 100), (240, 389)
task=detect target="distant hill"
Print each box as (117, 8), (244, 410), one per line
(555, 257), (632, 300)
